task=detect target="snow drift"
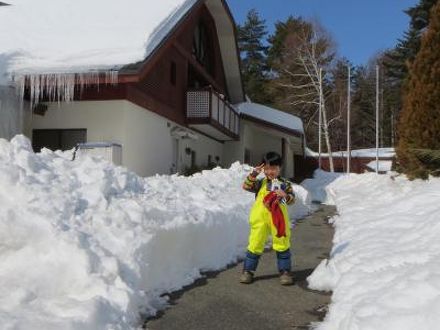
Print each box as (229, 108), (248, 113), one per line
(308, 172), (440, 330)
(0, 135), (310, 329)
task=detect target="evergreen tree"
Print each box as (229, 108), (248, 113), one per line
(384, 0), (438, 80)
(237, 9), (271, 104)
(396, 1), (440, 179)
(382, 0), (438, 141)
(326, 58), (355, 152)
(350, 65), (376, 148)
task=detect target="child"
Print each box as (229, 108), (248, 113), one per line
(240, 151), (295, 285)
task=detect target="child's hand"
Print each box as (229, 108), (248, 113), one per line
(253, 163), (265, 174)
(275, 190), (287, 198)
(251, 163), (265, 177)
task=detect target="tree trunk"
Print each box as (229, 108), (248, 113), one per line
(321, 101), (335, 172)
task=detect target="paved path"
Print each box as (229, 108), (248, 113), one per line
(145, 205), (336, 330)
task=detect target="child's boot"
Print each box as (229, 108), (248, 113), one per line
(240, 271), (254, 284)
(240, 251), (260, 284)
(279, 271), (293, 285)
(277, 249), (293, 285)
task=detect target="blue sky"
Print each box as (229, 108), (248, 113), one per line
(227, 0), (418, 65)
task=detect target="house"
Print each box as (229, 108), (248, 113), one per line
(0, 0), (305, 179)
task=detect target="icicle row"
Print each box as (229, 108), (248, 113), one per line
(12, 71), (119, 109)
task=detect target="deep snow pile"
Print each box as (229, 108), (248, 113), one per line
(0, 136), (310, 330)
(308, 172), (440, 330)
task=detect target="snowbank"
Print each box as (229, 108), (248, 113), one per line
(301, 170), (344, 203)
(291, 184), (313, 220)
(308, 173), (440, 330)
(366, 159), (393, 172)
(0, 136), (310, 329)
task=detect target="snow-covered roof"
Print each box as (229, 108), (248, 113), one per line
(306, 147), (395, 158)
(235, 102), (304, 135)
(0, 0), (197, 80)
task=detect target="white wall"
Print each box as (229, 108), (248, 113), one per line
(32, 100), (125, 143)
(121, 102), (174, 176)
(180, 133), (224, 170)
(30, 100), (302, 178)
(223, 124), (246, 165)
(32, 100), (225, 177)
(224, 120), (302, 179)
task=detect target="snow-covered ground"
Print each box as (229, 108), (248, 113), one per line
(0, 135), (311, 330)
(307, 171), (440, 330)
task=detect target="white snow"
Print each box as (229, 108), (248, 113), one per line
(235, 102), (304, 134)
(0, 0), (197, 78)
(0, 135), (310, 329)
(0, 0), (198, 109)
(301, 170), (344, 203)
(366, 160), (393, 172)
(307, 172), (440, 330)
(306, 147), (395, 158)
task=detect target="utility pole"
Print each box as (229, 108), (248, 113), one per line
(318, 68), (322, 169)
(376, 65), (380, 174)
(347, 66), (351, 174)
(391, 107), (395, 146)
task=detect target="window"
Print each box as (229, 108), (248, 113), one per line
(170, 61), (177, 86)
(32, 129), (86, 152)
(192, 21), (213, 75)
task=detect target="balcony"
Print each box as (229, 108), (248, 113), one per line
(186, 87), (240, 141)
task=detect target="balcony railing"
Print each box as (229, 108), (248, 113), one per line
(186, 87), (240, 140)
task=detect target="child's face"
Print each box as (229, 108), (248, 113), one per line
(264, 164), (281, 180)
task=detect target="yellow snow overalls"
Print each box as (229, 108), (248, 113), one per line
(247, 178), (292, 255)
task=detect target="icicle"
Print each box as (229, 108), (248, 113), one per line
(11, 70), (119, 110)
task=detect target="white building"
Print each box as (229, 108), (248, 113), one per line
(0, 0), (305, 179)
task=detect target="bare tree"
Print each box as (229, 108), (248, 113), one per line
(271, 19), (337, 171)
